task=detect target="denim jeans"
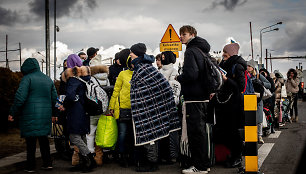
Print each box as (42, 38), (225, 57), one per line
(117, 120), (133, 154)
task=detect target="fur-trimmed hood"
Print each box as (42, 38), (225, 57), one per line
(61, 65), (108, 82)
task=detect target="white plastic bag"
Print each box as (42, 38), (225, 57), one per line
(281, 85), (287, 98)
(262, 87), (272, 100)
(262, 111), (268, 128)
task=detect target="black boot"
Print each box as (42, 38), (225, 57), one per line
(119, 154), (129, 168)
(135, 161), (158, 172)
(87, 153), (97, 169)
(271, 123), (275, 134)
(79, 154), (94, 173)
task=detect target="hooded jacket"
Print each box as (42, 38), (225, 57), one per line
(176, 36), (211, 100)
(160, 63), (181, 105)
(10, 58), (57, 138)
(63, 66), (91, 135)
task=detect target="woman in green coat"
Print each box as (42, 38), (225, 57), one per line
(8, 58), (57, 172)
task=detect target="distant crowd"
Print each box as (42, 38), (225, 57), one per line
(8, 25), (300, 174)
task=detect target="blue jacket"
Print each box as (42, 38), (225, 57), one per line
(64, 75), (90, 135)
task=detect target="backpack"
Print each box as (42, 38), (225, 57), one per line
(232, 64), (255, 95)
(74, 76), (109, 116)
(195, 48), (223, 92)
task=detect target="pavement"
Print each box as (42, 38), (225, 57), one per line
(1, 100), (306, 174)
(0, 144), (56, 174)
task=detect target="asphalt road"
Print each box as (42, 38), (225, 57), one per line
(10, 100), (306, 174)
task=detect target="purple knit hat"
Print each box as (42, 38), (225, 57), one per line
(223, 43), (240, 57)
(67, 54), (83, 68)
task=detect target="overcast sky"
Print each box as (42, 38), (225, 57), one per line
(0, 0), (306, 78)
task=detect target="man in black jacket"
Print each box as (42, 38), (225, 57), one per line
(176, 25), (211, 174)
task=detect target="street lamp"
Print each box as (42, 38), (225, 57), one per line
(260, 22), (282, 68)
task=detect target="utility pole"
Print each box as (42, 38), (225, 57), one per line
(45, 0), (50, 77)
(265, 49), (268, 69)
(54, 0), (57, 80)
(270, 52), (272, 72)
(6, 35), (8, 68)
(249, 22), (254, 60)
(19, 43), (21, 69)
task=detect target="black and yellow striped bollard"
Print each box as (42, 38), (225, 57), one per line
(243, 94), (261, 174)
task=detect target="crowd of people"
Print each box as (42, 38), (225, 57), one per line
(8, 25), (300, 174)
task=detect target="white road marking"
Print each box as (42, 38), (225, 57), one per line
(267, 131), (281, 138)
(258, 143), (274, 168)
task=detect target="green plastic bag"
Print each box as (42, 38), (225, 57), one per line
(95, 115), (118, 149)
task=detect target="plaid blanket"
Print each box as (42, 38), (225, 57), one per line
(130, 63), (181, 146)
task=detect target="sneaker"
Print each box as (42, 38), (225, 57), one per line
(279, 123), (285, 127)
(258, 136), (264, 144)
(182, 166), (208, 174)
(24, 169), (36, 173)
(41, 166), (53, 170)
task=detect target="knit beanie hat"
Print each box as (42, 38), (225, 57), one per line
(130, 43), (146, 57)
(67, 54), (83, 68)
(247, 59), (258, 69)
(223, 43), (240, 57)
(161, 51), (176, 65)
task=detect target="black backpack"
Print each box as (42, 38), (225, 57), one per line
(195, 48), (223, 93)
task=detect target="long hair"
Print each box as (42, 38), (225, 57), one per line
(287, 68), (297, 79)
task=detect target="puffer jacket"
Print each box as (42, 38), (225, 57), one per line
(274, 77), (285, 102)
(10, 58), (57, 138)
(286, 78), (299, 94)
(90, 55), (110, 86)
(109, 69), (133, 119)
(176, 36), (211, 100)
(159, 63), (181, 105)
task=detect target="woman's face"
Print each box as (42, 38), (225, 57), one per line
(289, 72), (294, 78)
(247, 65), (254, 73)
(129, 52), (138, 60)
(222, 51), (230, 61)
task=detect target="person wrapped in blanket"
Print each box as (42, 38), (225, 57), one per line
(129, 43), (181, 172)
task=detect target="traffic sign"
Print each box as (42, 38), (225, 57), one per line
(161, 24), (181, 43)
(159, 42), (182, 52)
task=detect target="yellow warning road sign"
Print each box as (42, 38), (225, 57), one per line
(159, 42), (182, 52)
(160, 24), (181, 43)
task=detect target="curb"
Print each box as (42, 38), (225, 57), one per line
(0, 144), (56, 174)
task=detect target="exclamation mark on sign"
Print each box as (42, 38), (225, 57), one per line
(169, 29), (172, 40)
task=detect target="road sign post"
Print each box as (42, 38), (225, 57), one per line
(160, 24), (182, 58)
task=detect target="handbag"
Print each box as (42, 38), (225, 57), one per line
(119, 109), (132, 121)
(262, 86), (272, 100)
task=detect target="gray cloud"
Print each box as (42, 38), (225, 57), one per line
(0, 6), (20, 26)
(28, 0), (98, 19)
(273, 20), (306, 53)
(205, 0), (248, 11)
